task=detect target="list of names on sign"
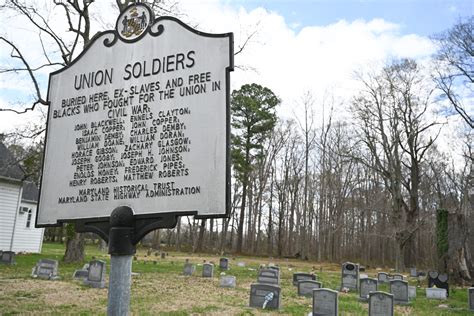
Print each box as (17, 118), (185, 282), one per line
(38, 17), (232, 225)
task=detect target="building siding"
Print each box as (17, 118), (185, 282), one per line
(12, 201), (44, 253)
(0, 182), (21, 251)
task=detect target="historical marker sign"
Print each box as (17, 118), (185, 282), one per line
(37, 4), (233, 226)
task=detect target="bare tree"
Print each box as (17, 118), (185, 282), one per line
(432, 17), (473, 128)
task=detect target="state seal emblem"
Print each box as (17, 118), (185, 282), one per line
(116, 3), (153, 42)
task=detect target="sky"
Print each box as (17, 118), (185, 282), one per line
(0, 0), (472, 146)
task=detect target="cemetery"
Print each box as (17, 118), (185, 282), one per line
(0, 1), (472, 315)
(0, 242), (473, 315)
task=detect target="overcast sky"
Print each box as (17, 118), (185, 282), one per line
(0, 0), (471, 145)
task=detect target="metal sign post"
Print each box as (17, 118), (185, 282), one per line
(36, 3), (233, 315)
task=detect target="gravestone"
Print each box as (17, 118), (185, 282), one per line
(161, 252), (166, 259)
(183, 263), (196, 276)
(410, 268), (417, 277)
(32, 259), (59, 280)
(268, 265), (280, 272)
(468, 288), (474, 311)
(369, 291), (394, 316)
(392, 273), (404, 280)
(249, 283), (281, 310)
(257, 268), (280, 285)
(219, 257), (229, 270)
(377, 272), (389, 283)
(0, 251), (15, 265)
(359, 278), (378, 301)
(341, 262), (359, 290)
(312, 288), (338, 316)
(202, 263), (214, 278)
(427, 271), (449, 296)
(73, 268), (89, 280)
(219, 275), (236, 288)
(408, 286), (416, 300)
(426, 288), (447, 299)
(389, 280), (409, 305)
(237, 262), (246, 267)
(84, 260), (106, 288)
(297, 280), (322, 297)
(292, 272), (316, 286)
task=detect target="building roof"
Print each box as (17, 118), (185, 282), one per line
(22, 181), (39, 203)
(0, 142), (25, 181)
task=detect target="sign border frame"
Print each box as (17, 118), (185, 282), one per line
(36, 12), (234, 228)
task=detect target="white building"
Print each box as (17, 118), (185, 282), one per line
(0, 142), (44, 253)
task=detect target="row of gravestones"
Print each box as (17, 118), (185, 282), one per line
(30, 258), (107, 288)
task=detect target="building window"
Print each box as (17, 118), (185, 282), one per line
(26, 209), (33, 228)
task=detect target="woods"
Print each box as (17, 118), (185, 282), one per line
(0, 1), (472, 284)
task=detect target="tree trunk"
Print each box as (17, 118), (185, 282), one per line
(63, 231), (85, 263)
(447, 212), (473, 283)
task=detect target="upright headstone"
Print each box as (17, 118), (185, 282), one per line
(219, 257), (229, 270)
(408, 286), (416, 300)
(468, 287), (474, 311)
(257, 268), (279, 285)
(219, 275), (236, 288)
(249, 283), (281, 310)
(428, 271), (438, 287)
(297, 280), (322, 297)
(292, 272), (316, 286)
(84, 260), (106, 288)
(377, 272), (389, 283)
(312, 288), (338, 316)
(32, 259), (59, 280)
(341, 262), (359, 290)
(410, 268), (417, 277)
(0, 251), (15, 265)
(202, 263), (214, 278)
(268, 265), (280, 272)
(359, 278), (378, 301)
(161, 252), (166, 259)
(183, 263), (196, 276)
(369, 291), (394, 316)
(389, 280), (409, 305)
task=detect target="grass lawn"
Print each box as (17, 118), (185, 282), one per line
(0, 242), (472, 315)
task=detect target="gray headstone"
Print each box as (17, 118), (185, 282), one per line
(297, 280), (321, 297)
(183, 263), (195, 276)
(33, 259), (59, 279)
(408, 286), (416, 300)
(219, 275), (236, 288)
(1, 251), (15, 265)
(341, 262), (359, 290)
(257, 268), (280, 285)
(249, 283), (281, 310)
(392, 273), (404, 280)
(312, 288), (338, 316)
(426, 288), (447, 299)
(237, 262), (246, 267)
(410, 268), (417, 277)
(292, 272), (316, 286)
(468, 287), (474, 311)
(389, 280), (409, 304)
(84, 260), (106, 288)
(369, 291), (394, 316)
(377, 272), (389, 283)
(161, 252), (166, 259)
(359, 278), (378, 301)
(202, 263), (214, 278)
(219, 257), (229, 270)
